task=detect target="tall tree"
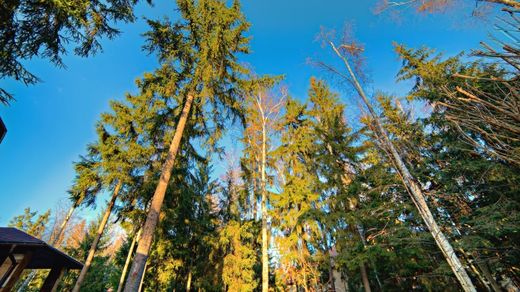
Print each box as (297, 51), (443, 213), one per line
(324, 32), (477, 291)
(273, 96), (321, 291)
(242, 84), (285, 292)
(124, 0), (252, 289)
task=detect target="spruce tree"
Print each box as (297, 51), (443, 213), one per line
(124, 1), (252, 289)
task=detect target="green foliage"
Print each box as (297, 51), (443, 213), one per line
(0, 0), (145, 104)
(8, 207), (50, 238)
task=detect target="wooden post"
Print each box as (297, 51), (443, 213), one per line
(1, 251), (32, 292)
(40, 267), (65, 292)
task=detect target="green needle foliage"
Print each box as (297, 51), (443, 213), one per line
(0, 0), (148, 104)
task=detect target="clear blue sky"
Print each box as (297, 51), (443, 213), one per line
(0, 0), (497, 225)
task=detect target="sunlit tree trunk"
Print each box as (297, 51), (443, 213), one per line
(330, 41), (476, 292)
(186, 269), (192, 292)
(117, 228), (142, 292)
(261, 122), (269, 292)
(124, 94), (194, 291)
(72, 182), (122, 292)
(485, 0), (520, 8)
(52, 193), (85, 246)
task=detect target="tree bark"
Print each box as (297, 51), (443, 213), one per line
(332, 268), (348, 292)
(329, 248), (348, 292)
(484, 0), (520, 9)
(360, 264), (371, 292)
(117, 228), (142, 292)
(186, 269), (192, 292)
(52, 194), (84, 246)
(330, 42), (476, 292)
(124, 94), (194, 291)
(72, 182), (122, 292)
(261, 122), (269, 292)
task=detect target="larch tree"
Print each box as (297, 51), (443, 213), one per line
(124, 1), (252, 289)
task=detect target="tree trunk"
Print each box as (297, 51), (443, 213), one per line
(476, 259), (501, 292)
(72, 182), (122, 292)
(52, 194), (85, 246)
(117, 228), (142, 292)
(186, 269), (192, 292)
(329, 248), (348, 292)
(332, 268), (348, 292)
(124, 94), (194, 291)
(356, 225), (383, 290)
(330, 42), (476, 292)
(485, 0), (520, 9)
(261, 122), (269, 292)
(360, 263), (371, 292)
(138, 261), (148, 292)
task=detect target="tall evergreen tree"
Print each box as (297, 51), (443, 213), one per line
(124, 0), (252, 289)
(326, 34), (476, 291)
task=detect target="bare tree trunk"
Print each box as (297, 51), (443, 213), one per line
(484, 0), (520, 9)
(72, 182), (122, 292)
(117, 228), (142, 292)
(330, 42), (476, 292)
(261, 122), (269, 292)
(124, 94), (194, 291)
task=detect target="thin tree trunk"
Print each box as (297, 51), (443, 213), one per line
(360, 264), (371, 292)
(261, 122), (269, 292)
(72, 182), (122, 292)
(356, 225), (383, 290)
(117, 228), (142, 292)
(186, 269), (192, 292)
(138, 260), (148, 292)
(52, 194), (85, 246)
(330, 42), (476, 292)
(124, 94), (194, 291)
(484, 0), (520, 9)
(476, 259), (501, 292)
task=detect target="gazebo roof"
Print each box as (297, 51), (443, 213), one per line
(0, 227), (83, 270)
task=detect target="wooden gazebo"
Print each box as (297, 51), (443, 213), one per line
(0, 227), (83, 292)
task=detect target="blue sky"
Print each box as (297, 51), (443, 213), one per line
(0, 0), (497, 225)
